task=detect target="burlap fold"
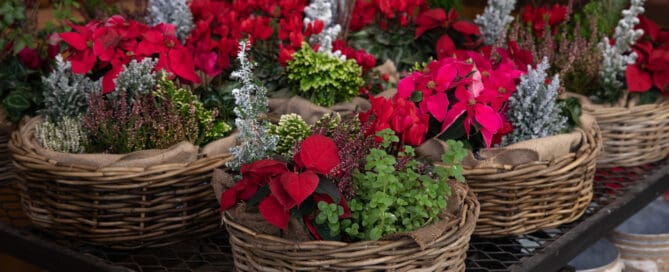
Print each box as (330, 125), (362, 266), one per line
(213, 168), (467, 249)
(269, 96), (371, 125)
(20, 116), (237, 169)
(418, 114), (596, 168)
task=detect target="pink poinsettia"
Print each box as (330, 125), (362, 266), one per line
(391, 51), (522, 148)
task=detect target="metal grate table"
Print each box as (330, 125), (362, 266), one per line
(1, 160), (668, 272)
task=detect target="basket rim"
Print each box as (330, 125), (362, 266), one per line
(9, 115), (233, 173)
(567, 91), (669, 112)
(222, 182), (480, 249)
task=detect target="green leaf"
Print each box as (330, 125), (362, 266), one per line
(315, 177), (341, 203)
(246, 185), (270, 207)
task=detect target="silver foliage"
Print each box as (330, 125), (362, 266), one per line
(503, 57), (567, 145)
(41, 55), (100, 121)
(304, 0), (345, 59)
(598, 0), (645, 93)
(147, 0), (194, 42)
(112, 58), (158, 99)
(475, 0), (516, 45)
(227, 41), (278, 170)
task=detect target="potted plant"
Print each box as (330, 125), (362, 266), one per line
(515, 0), (669, 167)
(10, 15), (236, 249)
(215, 40), (479, 271)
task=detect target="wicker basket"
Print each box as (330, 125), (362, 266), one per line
(9, 117), (233, 249)
(570, 93), (669, 168)
(222, 182), (479, 272)
(461, 114), (602, 237)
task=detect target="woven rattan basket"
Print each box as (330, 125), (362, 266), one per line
(9, 117), (233, 249)
(222, 181), (479, 271)
(569, 93), (669, 168)
(460, 114), (602, 237)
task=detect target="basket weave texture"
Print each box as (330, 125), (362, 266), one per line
(461, 115), (602, 237)
(577, 96), (669, 168)
(9, 117), (233, 249)
(223, 182), (479, 272)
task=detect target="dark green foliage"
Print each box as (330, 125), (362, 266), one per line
(574, 0), (626, 37)
(0, 56), (43, 121)
(349, 25), (433, 73)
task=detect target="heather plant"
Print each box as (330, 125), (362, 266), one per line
(154, 73), (231, 144)
(287, 43), (365, 107)
(503, 58), (567, 145)
(268, 114), (311, 157)
(41, 55), (100, 121)
(35, 116), (89, 153)
(595, 0), (645, 104)
(227, 41), (278, 170)
(147, 0), (194, 42)
(475, 0), (517, 45)
(84, 90), (200, 153)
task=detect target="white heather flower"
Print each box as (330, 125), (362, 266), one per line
(598, 0), (645, 94)
(147, 0), (194, 42)
(227, 41), (278, 170)
(503, 57), (567, 145)
(36, 116), (89, 153)
(475, 0), (516, 45)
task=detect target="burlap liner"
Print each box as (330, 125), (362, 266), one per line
(417, 114), (596, 168)
(212, 168), (467, 249)
(19, 116), (237, 169)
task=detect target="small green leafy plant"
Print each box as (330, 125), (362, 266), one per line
(316, 130), (467, 241)
(287, 43), (365, 107)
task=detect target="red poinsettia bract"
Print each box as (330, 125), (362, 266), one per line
(59, 16), (200, 93)
(626, 16), (669, 93)
(360, 95), (430, 146)
(520, 4), (568, 36)
(220, 135), (341, 229)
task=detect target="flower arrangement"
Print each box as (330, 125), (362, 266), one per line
(36, 50), (232, 154)
(220, 41), (468, 243)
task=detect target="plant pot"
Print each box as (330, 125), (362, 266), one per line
(568, 93), (669, 168)
(9, 116), (237, 249)
(431, 113), (602, 237)
(221, 181), (479, 271)
(609, 198), (669, 272)
(569, 239), (624, 272)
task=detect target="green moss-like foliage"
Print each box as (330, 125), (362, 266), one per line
(287, 43), (365, 107)
(268, 113), (311, 156)
(154, 73), (232, 144)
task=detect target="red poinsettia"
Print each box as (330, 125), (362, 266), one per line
(360, 95), (430, 146)
(626, 16), (669, 94)
(349, 0), (428, 31)
(520, 4), (568, 36)
(220, 135), (341, 229)
(186, 0), (312, 77)
(59, 16), (200, 93)
(414, 8), (482, 58)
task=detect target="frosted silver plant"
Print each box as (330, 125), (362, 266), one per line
(147, 0), (194, 42)
(41, 55), (100, 121)
(475, 0), (516, 45)
(227, 41), (278, 170)
(598, 0), (645, 94)
(304, 0), (345, 59)
(503, 57), (567, 145)
(35, 116), (89, 153)
(112, 58), (159, 99)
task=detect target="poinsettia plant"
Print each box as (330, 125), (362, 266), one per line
(59, 15), (200, 93)
(383, 50), (523, 148)
(626, 15), (669, 96)
(346, 0), (482, 72)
